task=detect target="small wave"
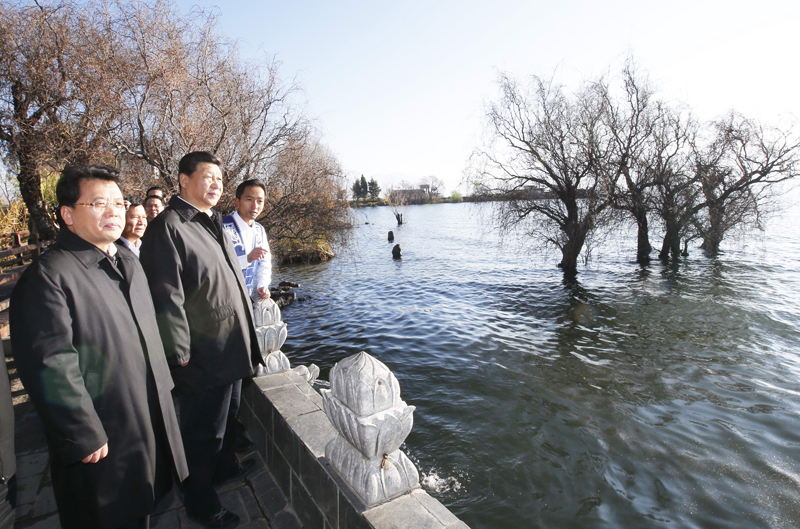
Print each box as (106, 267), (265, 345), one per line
(421, 468), (464, 494)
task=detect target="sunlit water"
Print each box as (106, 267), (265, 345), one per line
(275, 202), (800, 529)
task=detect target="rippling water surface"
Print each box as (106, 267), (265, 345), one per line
(275, 202), (800, 529)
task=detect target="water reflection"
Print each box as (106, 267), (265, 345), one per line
(278, 203), (800, 529)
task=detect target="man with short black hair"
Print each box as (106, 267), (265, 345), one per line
(143, 195), (165, 222)
(146, 186), (165, 199)
(222, 179), (272, 299)
(10, 164), (188, 529)
(140, 152), (262, 529)
(119, 196), (147, 257)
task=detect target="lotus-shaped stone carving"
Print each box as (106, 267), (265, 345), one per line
(321, 389), (414, 458)
(256, 322), (287, 354)
(252, 297), (282, 327)
(325, 436), (419, 507)
(329, 352), (402, 416)
(262, 350), (291, 374)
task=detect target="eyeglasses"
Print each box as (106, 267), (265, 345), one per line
(74, 201), (127, 211)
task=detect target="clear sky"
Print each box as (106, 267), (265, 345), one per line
(175, 0), (800, 195)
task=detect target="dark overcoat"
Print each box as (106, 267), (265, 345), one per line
(139, 196), (260, 395)
(9, 229), (189, 529)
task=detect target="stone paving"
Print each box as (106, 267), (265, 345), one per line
(8, 356), (304, 529)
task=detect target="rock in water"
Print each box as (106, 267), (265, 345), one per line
(392, 244), (402, 259)
(388, 230), (394, 242)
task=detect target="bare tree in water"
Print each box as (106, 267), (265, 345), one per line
(470, 73), (613, 276)
(386, 183), (412, 225)
(690, 113), (800, 255)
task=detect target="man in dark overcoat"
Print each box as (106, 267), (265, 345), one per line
(10, 165), (188, 529)
(140, 151), (261, 529)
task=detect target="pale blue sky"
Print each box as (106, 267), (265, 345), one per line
(177, 0), (800, 194)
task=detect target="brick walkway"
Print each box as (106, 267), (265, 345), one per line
(7, 356), (304, 529)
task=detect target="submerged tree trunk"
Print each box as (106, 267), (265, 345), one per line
(558, 219), (588, 276)
(659, 221), (681, 260)
(634, 207), (652, 263)
(699, 201), (725, 255)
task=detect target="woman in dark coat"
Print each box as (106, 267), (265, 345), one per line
(9, 165), (188, 529)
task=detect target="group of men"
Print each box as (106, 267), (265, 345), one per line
(6, 152), (274, 529)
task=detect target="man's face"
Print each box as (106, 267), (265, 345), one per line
(179, 162), (223, 211)
(61, 179), (124, 250)
(144, 196), (164, 221)
(234, 186), (266, 224)
(122, 204), (147, 241)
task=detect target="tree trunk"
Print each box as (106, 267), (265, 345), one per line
(634, 208), (652, 263)
(700, 202), (724, 255)
(558, 223), (587, 276)
(659, 223), (681, 260)
(16, 150), (58, 241)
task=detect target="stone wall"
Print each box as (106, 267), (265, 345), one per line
(239, 369), (469, 529)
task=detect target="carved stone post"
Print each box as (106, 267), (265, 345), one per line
(252, 297), (318, 382)
(321, 352), (419, 508)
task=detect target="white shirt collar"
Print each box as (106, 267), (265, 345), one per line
(177, 195), (214, 217)
(232, 210), (255, 232)
(119, 236), (141, 250)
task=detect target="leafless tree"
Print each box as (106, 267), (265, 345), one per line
(595, 62), (664, 263)
(259, 133), (352, 263)
(691, 113), (800, 255)
(99, 0), (303, 194)
(470, 73), (613, 275)
(385, 185), (409, 225)
(0, 0), (121, 239)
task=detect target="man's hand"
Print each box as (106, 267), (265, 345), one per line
(81, 443), (109, 464)
(247, 247), (269, 263)
(257, 287), (270, 299)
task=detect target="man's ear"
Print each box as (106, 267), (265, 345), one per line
(60, 206), (74, 227)
(178, 173), (188, 191)
(234, 198), (240, 210)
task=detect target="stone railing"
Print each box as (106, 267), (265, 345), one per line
(240, 298), (469, 528)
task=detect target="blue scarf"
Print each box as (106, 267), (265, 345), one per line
(222, 213), (262, 295)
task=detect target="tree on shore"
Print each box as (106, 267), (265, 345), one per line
(352, 174), (368, 201)
(0, 0), (352, 259)
(0, 0), (120, 239)
(368, 177), (381, 199)
(261, 134), (351, 263)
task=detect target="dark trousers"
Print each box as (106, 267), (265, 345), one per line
(0, 476), (15, 529)
(226, 379), (243, 442)
(176, 384), (239, 517)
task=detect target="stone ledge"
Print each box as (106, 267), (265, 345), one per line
(243, 372), (469, 529)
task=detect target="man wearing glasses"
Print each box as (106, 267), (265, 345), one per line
(140, 152), (261, 529)
(10, 164), (188, 529)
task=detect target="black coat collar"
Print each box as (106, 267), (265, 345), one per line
(169, 195), (219, 222)
(57, 229), (116, 270)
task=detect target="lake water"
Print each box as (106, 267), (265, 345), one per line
(275, 202), (800, 529)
